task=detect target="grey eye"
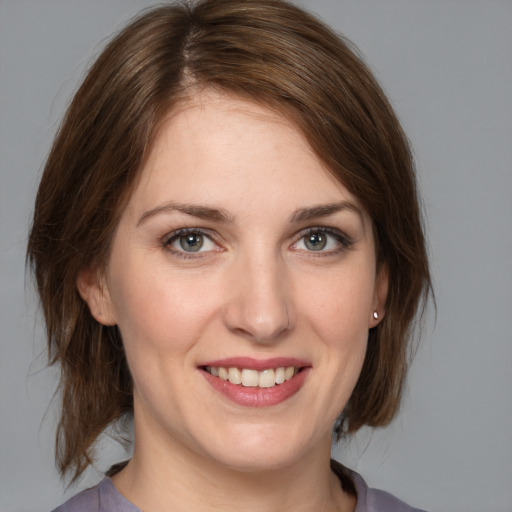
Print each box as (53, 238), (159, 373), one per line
(166, 229), (218, 256)
(179, 233), (204, 252)
(304, 232), (327, 251)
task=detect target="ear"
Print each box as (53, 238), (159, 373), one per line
(76, 266), (117, 326)
(369, 263), (389, 328)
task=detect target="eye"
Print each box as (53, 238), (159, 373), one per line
(164, 229), (219, 256)
(177, 232), (206, 252)
(303, 231), (328, 251)
(292, 228), (351, 253)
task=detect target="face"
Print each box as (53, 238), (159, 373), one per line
(80, 91), (387, 472)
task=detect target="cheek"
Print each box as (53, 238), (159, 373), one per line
(108, 268), (217, 409)
(108, 255), (228, 368)
(302, 266), (375, 342)
(300, 266), (374, 395)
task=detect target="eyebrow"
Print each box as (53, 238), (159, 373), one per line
(289, 201), (363, 223)
(137, 202), (234, 226)
(137, 200), (363, 227)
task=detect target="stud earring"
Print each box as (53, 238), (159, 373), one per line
(373, 311), (379, 320)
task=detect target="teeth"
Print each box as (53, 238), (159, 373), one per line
(228, 367), (242, 384)
(285, 366), (295, 380)
(241, 369), (258, 387)
(258, 369), (275, 388)
(206, 366), (300, 387)
(275, 367), (285, 384)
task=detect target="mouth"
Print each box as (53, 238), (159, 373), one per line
(198, 358), (310, 407)
(202, 365), (302, 388)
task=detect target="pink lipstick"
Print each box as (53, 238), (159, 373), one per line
(198, 357), (311, 407)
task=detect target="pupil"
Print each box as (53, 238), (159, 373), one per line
(305, 232), (326, 251)
(180, 233), (203, 252)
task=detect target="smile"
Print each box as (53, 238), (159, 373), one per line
(204, 366), (300, 388)
(199, 358), (310, 407)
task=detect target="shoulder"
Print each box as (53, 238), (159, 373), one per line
(51, 477), (140, 512)
(51, 481), (101, 512)
(330, 460), (428, 512)
(351, 471), (428, 512)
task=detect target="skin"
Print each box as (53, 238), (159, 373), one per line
(78, 90), (388, 512)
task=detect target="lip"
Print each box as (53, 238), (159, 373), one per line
(198, 357), (311, 408)
(199, 357), (311, 371)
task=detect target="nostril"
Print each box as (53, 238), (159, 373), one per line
(223, 303), (292, 343)
(221, 263), (294, 343)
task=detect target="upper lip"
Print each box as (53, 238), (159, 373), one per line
(198, 357), (311, 371)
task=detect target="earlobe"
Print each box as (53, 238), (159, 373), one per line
(370, 264), (389, 328)
(76, 267), (117, 326)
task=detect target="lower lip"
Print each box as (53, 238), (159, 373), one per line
(200, 368), (310, 407)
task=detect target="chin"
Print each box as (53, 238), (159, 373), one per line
(196, 421), (321, 473)
(209, 448), (301, 474)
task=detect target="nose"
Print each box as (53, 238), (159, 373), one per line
(223, 253), (294, 344)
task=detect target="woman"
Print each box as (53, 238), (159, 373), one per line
(27, 0), (431, 510)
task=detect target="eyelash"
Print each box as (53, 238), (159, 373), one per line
(162, 226), (354, 260)
(162, 228), (221, 260)
(293, 227), (354, 256)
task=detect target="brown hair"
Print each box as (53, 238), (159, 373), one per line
(27, 0), (431, 481)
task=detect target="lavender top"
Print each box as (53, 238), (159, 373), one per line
(52, 463), (427, 512)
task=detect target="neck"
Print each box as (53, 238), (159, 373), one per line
(112, 424), (354, 512)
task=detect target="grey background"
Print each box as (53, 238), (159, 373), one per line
(1, 1), (511, 511)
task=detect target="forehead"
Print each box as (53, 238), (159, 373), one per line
(129, 90), (364, 216)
